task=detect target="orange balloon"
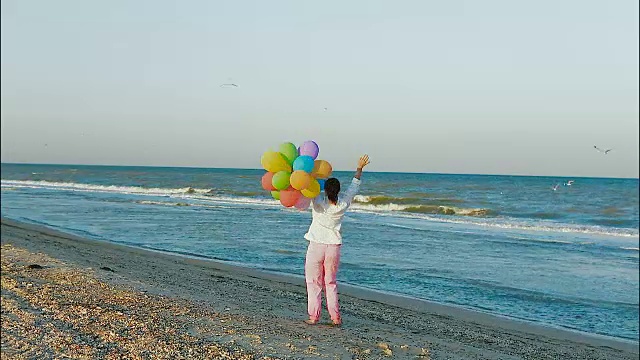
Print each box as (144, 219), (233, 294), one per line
(290, 170), (311, 190)
(312, 160), (332, 178)
(280, 187), (301, 207)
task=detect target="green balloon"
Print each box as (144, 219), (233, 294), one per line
(271, 170), (291, 190)
(271, 190), (280, 200)
(279, 142), (299, 165)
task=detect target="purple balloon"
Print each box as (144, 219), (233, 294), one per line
(299, 140), (319, 160)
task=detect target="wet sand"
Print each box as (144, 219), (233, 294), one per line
(1, 218), (638, 359)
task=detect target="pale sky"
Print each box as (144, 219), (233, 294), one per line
(1, 0), (638, 177)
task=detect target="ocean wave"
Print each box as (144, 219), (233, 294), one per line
(1, 179), (280, 208)
(351, 209), (639, 238)
(602, 207), (625, 216)
(350, 202), (491, 217)
(620, 247), (639, 251)
(351, 194), (488, 216)
(1, 179), (213, 196)
(3, 179), (637, 238)
(135, 200), (254, 210)
(136, 200), (191, 207)
(448, 218), (638, 238)
(354, 195), (418, 205)
(527, 212), (565, 220)
(354, 194), (465, 205)
(405, 205), (493, 216)
(591, 219), (638, 227)
(224, 190), (264, 197)
(502, 236), (574, 245)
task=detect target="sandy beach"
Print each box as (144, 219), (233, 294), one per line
(1, 218), (638, 359)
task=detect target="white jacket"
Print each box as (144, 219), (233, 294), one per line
(304, 178), (361, 245)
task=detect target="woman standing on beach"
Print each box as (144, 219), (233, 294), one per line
(303, 154), (370, 326)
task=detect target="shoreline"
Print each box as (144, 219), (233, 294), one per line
(4, 217), (637, 346)
(2, 217), (638, 358)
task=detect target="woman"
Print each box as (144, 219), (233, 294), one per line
(303, 154), (370, 326)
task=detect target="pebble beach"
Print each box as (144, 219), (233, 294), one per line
(1, 218), (638, 359)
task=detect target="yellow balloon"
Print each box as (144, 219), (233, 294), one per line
(301, 178), (321, 198)
(261, 151), (292, 173)
(290, 170), (311, 190)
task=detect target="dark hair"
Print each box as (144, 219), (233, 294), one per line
(324, 178), (341, 203)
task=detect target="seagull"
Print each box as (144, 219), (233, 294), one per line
(220, 83), (238, 88)
(565, 180), (574, 186)
(323, 107), (328, 112)
(594, 145), (612, 154)
(552, 183), (560, 191)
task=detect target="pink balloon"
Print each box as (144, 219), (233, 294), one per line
(299, 140), (319, 160)
(261, 172), (276, 191)
(294, 196), (311, 210)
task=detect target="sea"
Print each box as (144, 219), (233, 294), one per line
(1, 163), (638, 341)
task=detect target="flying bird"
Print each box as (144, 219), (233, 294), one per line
(564, 180), (574, 186)
(594, 145), (612, 154)
(552, 183), (560, 191)
(220, 83), (238, 88)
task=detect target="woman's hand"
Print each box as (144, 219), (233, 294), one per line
(354, 155), (370, 180)
(357, 154), (370, 170)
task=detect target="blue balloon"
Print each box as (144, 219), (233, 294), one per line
(317, 179), (326, 191)
(293, 155), (314, 173)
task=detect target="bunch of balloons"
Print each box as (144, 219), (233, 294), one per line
(260, 140), (333, 209)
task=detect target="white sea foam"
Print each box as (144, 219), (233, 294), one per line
(353, 195), (371, 202)
(1, 179), (210, 196)
(350, 202), (410, 212)
(350, 203), (492, 217)
(1, 179), (280, 207)
(350, 207), (639, 239)
(136, 200), (173, 206)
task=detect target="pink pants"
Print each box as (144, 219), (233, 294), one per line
(305, 241), (342, 322)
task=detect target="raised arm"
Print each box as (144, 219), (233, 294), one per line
(343, 155), (370, 204)
(354, 154), (370, 180)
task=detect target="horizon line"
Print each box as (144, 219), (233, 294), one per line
(1, 161), (638, 180)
